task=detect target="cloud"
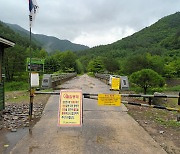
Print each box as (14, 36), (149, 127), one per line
(73, 27), (136, 47)
(0, 0), (180, 47)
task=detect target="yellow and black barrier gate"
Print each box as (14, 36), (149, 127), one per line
(83, 93), (180, 112)
(35, 91), (180, 112)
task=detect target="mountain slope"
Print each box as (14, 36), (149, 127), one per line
(0, 21), (38, 49)
(5, 23), (89, 52)
(34, 34), (89, 52)
(78, 12), (180, 58)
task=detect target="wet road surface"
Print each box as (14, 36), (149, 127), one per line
(10, 75), (166, 154)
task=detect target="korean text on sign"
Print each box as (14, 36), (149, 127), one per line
(98, 94), (121, 106)
(58, 90), (82, 127)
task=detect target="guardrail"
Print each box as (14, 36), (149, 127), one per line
(41, 73), (77, 89)
(52, 73), (77, 88)
(94, 73), (110, 84)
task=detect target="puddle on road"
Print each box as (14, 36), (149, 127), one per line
(0, 127), (28, 154)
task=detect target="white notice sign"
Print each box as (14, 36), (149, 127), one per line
(31, 73), (39, 87)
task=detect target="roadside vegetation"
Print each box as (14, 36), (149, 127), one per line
(1, 13), (180, 93)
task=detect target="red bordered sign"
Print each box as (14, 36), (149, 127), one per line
(58, 90), (83, 127)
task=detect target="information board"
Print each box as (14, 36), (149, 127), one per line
(111, 77), (120, 90)
(26, 58), (44, 72)
(98, 94), (121, 106)
(58, 90), (82, 127)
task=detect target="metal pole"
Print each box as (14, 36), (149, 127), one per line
(29, 27), (34, 121)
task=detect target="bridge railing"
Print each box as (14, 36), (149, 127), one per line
(42, 73), (77, 89)
(94, 73), (110, 84)
(52, 73), (77, 88)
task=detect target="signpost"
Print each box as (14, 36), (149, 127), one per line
(98, 94), (121, 106)
(26, 58), (44, 120)
(26, 58), (44, 72)
(58, 90), (83, 127)
(111, 77), (120, 90)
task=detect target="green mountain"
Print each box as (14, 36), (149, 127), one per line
(0, 21), (38, 49)
(34, 34), (89, 52)
(5, 23), (89, 52)
(78, 12), (180, 58)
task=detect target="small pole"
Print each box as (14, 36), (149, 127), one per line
(29, 27), (34, 121)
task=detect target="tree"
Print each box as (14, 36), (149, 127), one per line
(103, 57), (119, 73)
(44, 51), (77, 73)
(44, 56), (59, 73)
(75, 59), (84, 74)
(4, 45), (27, 81)
(130, 69), (165, 94)
(123, 54), (149, 75)
(87, 57), (105, 73)
(60, 51), (77, 72)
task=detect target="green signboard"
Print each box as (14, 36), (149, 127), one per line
(26, 58), (45, 72)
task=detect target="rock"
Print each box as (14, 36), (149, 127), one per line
(12, 116), (19, 120)
(4, 144), (9, 148)
(11, 128), (17, 132)
(159, 131), (164, 134)
(144, 121), (148, 124)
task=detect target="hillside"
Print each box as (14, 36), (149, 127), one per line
(78, 12), (180, 58)
(5, 23), (89, 52)
(34, 34), (89, 52)
(0, 21), (38, 49)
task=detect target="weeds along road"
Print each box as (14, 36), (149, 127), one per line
(10, 74), (166, 154)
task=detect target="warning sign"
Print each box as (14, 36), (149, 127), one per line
(111, 77), (120, 90)
(98, 94), (121, 106)
(58, 90), (82, 127)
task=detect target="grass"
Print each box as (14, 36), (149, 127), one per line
(165, 85), (180, 91)
(5, 90), (29, 103)
(40, 88), (53, 92)
(155, 117), (180, 128)
(5, 81), (29, 92)
(87, 72), (95, 77)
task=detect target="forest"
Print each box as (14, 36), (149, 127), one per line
(0, 12), (179, 92)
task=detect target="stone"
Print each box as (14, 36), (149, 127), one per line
(12, 116), (19, 120)
(159, 131), (164, 134)
(11, 128), (17, 132)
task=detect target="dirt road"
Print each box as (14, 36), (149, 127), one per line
(10, 75), (166, 154)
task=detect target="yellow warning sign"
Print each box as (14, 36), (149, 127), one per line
(111, 77), (120, 90)
(98, 94), (121, 106)
(58, 90), (82, 127)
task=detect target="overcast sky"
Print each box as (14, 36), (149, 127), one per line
(0, 0), (180, 47)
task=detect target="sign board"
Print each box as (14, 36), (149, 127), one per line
(120, 76), (129, 90)
(41, 74), (52, 88)
(58, 90), (82, 127)
(31, 72), (39, 87)
(111, 77), (120, 90)
(98, 94), (121, 106)
(26, 58), (44, 72)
